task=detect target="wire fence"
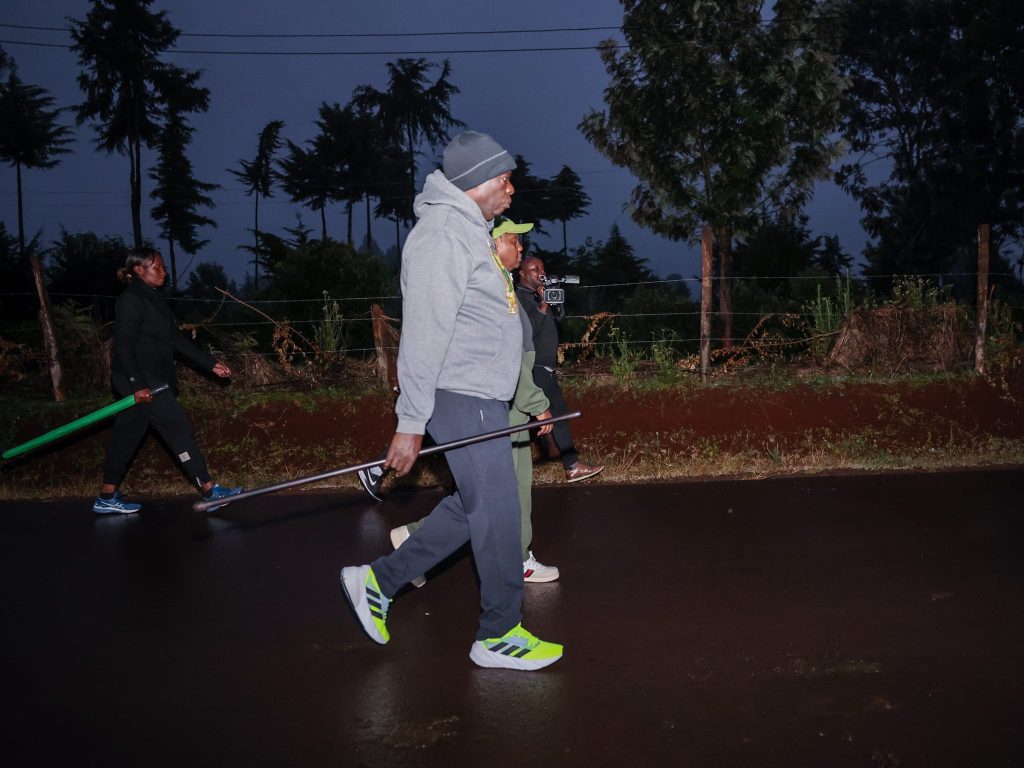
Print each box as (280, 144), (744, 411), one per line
(2, 271), (1022, 360)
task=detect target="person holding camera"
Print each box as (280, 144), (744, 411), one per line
(516, 256), (604, 483)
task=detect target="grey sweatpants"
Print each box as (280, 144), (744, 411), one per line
(371, 390), (524, 640)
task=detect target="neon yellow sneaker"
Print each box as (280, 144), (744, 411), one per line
(469, 623), (563, 670)
(340, 565), (390, 644)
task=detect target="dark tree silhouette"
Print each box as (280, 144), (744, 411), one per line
(184, 261), (235, 300)
(506, 155), (550, 236)
(581, 0), (844, 349)
(813, 234), (853, 277)
(373, 142), (415, 254)
(313, 101), (391, 247)
(149, 96), (217, 294)
(70, 0), (209, 249)
(0, 222), (39, 324)
(0, 65), (73, 400)
(355, 58), (464, 198)
(229, 120), (284, 292)
(277, 137), (337, 242)
(547, 165), (591, 257)
(831, 0), (1024, 282)
(46, 229), (129, 324)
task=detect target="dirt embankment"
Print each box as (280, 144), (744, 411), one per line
(2, 372), (1023, 498)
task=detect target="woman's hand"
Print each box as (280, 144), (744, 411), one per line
(535, 409), (553, 435)
(212, 362), (232, 378)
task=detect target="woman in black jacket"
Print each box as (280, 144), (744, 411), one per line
(93, 248), (241, 514)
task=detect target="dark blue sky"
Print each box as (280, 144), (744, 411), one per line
(2, 0), (867, 285)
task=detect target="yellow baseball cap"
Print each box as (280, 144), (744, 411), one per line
(492, 215), (534, 240)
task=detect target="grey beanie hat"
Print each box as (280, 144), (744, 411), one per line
(442, 131), (516, 192)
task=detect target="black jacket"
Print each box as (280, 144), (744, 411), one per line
(110, 279), (216, 396)
(516, 285), (563, 370)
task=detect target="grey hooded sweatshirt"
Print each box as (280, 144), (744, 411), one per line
(395, 170), (522, 435)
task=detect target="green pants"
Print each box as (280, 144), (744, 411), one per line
(510, 414), (534, 562)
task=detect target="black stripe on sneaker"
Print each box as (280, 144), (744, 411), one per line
(367, 588), (384, 618)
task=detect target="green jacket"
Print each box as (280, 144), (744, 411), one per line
(510, 349), (549, 435)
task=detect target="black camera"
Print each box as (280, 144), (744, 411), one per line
(540, 274), (580, 305)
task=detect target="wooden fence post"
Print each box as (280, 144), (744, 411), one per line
(29, 253), (66, 402)
(700, 225), (713, 382)
(975, 223), (990, 375)
(371, 303), (400, 392)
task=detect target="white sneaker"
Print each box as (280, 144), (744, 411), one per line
(523, 551), (559, 583)
(389, 525), (427, 589)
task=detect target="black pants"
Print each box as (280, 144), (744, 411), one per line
(531, 366), (578, 470)
(101, 390), (210, 488)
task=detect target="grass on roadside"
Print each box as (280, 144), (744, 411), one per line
(1, 368), (1021, 500)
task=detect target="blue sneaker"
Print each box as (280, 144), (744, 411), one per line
(92, 491), (142, 515)
(203, 484), (242, 512)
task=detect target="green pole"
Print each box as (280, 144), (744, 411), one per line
(2, 384), (169, 461)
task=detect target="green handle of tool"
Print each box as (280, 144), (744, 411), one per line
(2, 383), (170, 460)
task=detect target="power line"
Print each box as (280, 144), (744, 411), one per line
(2, 16), (849, 39)
(0, 21), (622, 39)
(0, 37), (618, 55)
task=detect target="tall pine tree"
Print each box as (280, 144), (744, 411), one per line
(71, 0), (209, 249)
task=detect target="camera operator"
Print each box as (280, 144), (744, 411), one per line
(516, 256), (604, 483)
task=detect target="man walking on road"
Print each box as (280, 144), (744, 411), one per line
(340, 131), (563, 671)
(517, 255), (604, 483)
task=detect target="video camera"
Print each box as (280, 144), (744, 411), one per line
(540, 274), (580, 305)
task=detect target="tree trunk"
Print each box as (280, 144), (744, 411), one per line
(167, 238), (178, 294)
(717, 226), (734, 350)
(320, 205), (327, 242)
(253, 192), (260, 292)
(365, 190), (372, 252)
(700, 225), (713, 382)
(406, 123), (417, 198)
(975, 223), (990, 374)
(16, 161), (25, 256)
(562, 220), (568, 258)
(17, 162), (66, 401)
(130, 139), (143, 249)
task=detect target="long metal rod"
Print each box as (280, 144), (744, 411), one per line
(193, 410), (581, 512)
(2, 383), (170, 461)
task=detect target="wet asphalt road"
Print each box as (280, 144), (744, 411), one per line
(1, 468), (1022, 767)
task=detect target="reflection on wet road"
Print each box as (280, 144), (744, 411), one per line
(1, 468), (1022, 766)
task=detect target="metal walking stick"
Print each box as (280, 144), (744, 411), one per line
(2, 384), (170, 461)
(192, 410), (581, 512)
